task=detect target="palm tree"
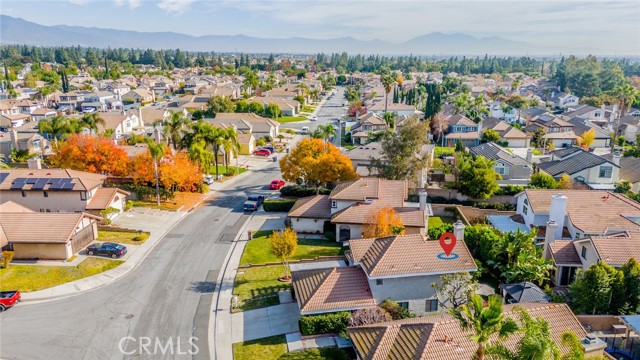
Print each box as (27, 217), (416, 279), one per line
(448, 294), (519, 360)
(146, 138), (165, 206)
(243, 71), (259, 96)
(0, 154), (9, 169)
(38, 115), (79, 143)
(80, 112), (105, 135)
(222, 127), (240, 174)
(155, 111), (187, 149)
(612, 84), (640, 150)
(188, 139), (214, 173)
(381, 75), (395, 113)
(487, 309), (560, 360)
(313, 124), (335, 143)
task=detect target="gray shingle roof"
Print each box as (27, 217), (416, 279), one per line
(501, 282), (551, 303)
(537, 150), (617, 177)
(551, 146), (582, 159)
(566, 117), (609, 138)
(469, 142), (530, 166)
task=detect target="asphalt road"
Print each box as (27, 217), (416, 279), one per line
(0, 161), (281, 360)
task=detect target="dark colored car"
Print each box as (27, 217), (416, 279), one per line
(269, 180), (285, 190)
(253, 149), (271, 157)
(262, 146), (275, 154)
(86, 242), (127, 259)
(243, 194), (265, 211)
(0, 290), (20, 312)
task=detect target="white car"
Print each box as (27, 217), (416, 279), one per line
(310, 115), (318, 121)
(301, 126), (310, 133)
(203, 174), (214, 185)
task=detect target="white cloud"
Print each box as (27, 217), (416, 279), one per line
(158, 0), (195, 14)
(113, 0), (141, 9)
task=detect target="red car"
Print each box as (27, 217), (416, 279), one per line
(0, 290), (21, 312)
(270, 180), (285, 190)
(253, 149), (271, 157)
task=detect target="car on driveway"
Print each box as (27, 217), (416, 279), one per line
(301, 126), (309, 133)
(243, 194), (265, 211)
(0, 290), (20, 312)
(269, 180), (285, 190)
(253, 149), (271, 157)
(309, 115), (318, 121)
(86, 242), (127, 259)
(262, 146), (275, 154)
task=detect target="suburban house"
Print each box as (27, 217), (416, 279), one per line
(0, 130), (52, 159)
(482, 117), (529, 147)
(602, 153), (640, 192)
(96, 110), (144, 140)
(342, 142), (385, 177)
(253, 97), (301, 116)
(291, 231), (476, 316)
(287, 179), (431, 241)
(525, 113), (576, 148)
(0, 113), (31, 128)
(367, 101), (417, 117)
(212, 112), (280, 139)
(469, 143), (532, 183)
(547, 92), (579, 109)
(30, 108), (58, 121)
(0, 169), (128, 214)
(536, 147), (619, 189)
(0, 201), (100, 260)
(348, 303), (605, 360)
(122, 88), (155, 105)
(487, 100), (518, 122)
(515, 189), (640, 241)
(500, 282), (551, 304)
(443, 114), (481, 147)
(565, 117), (611, 148)
(349, 113), (388, 144)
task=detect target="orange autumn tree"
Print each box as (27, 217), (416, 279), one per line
(130, 151), (156, 185)
(158, 151), (203, 192)
(48, 134), (129, 176)
(279, 138), (358, 192)
(362, 207), (405, 238)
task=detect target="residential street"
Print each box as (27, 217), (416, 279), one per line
(0, 160), (282, 360)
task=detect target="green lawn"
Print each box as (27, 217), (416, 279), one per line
(428, 216), (456, 228)
(301, 105), (316, 113)
(233, 265), (290, 312)
(434, 146), (455, 156)
(240, 235), (345, 265)
(232, 335), (287, 360)
(97, 230), (150, 245)
(208, 165), (247, 176)
(0, 258), (122, 292)
(276, 116), (307, 123)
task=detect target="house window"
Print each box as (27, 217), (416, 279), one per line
(125, 120), (131, 128)
(43, 191), (48, 198)
(523, 205), (528, 215)
(581, 246), (587, 260)
(599, 166), (612, 178)
(40, 209), (44, 212)
(33, 139), (41, 150)
(21, 191), (26, 197)
(80, 191), (87, 201)
(524, 198), (529, 205)
(45, 209), (51, 212)
(376, 279), (383, 286)
(331, 200), (337, 208)
(425, 299), (439, 312)
(495, 163), (508, 175)
(398, 302), (409, 309)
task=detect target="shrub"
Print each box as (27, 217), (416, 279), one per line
(349, 307), (391, 327)
(0, 250), (15, 268)
(132, 233), (150, 242)
(428, 223), (454, 240)
(278, 348), (349, 360)
(124, 200), (134, 212)
(324, 231), (336, 241)
(256, 138), (266, 147)
(100, 207), (121, 225)
(299, 312), (351, 336)
(381, 299), (414, 320)
(263, 199), (297, 212)
(280, 185), (331, 197)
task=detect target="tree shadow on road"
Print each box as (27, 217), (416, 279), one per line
(188, 281), (216, 293)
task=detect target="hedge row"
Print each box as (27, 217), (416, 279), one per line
(299, 312), (351, 336)
(408, 194), (515, 211)
(263, 199), (297, 212)
(279, 185), (331, 198)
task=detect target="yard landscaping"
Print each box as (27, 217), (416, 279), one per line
(232, 335), (287, 360)
(276, 116), (306, 123)
(97, 230), (150, 245)
(208, 165), (247, 177)
(233, 265), (289, 312)
(434, 146), (455, 157)
(130, 191), (209, 211)
(428, 216), (455, 228)
(0, 258), (122, 292)
(239, 232), (345, 265)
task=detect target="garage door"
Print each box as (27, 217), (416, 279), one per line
(70, 226), (95, 253)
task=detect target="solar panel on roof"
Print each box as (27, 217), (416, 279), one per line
(10, 178), (27, 190)
(51, 178), (70, 190)
(32, 178), (49, 190)
(47, 178), (61, 189)
(25, 178), (38, 184)
(0, 173), (9, 184)
(62, 182), (75, 190)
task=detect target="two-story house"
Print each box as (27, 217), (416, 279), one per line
(525, 113), (576, 148)
(349, 113), (389, 145)
(547, 92), (579, 109)
(443, 114), (481, 147)
(469, 142), (532, 182)
(536, 147), (619, 189)
(482, 117), (529, 147)
(96, 110), (144, 140)
(291, 230), (476, 316)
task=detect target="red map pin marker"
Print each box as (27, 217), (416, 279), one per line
(439, 232), (457, 256)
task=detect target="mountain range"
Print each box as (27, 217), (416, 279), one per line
(0, 15), (551, 55)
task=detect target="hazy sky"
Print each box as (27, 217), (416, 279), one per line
(2, 0), (640, 55)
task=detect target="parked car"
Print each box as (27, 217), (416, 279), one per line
(0, 290), (20, 312)
(269, 180), (285, 190)
(253, 149), (271, 157)
(301, 126), (310, 133)
(310, 115), (318, 121)
(243, 194), (265, 211)
(203, 174), (214, 185)
(86, 242), (127, 259)
(262, 146), (275, 154)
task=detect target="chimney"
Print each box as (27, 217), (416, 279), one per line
(543, 219), (558, 260)
(419, 189), (428, 211)
(453, 220), (466, 242)
(612, 151), (621, 166)
(138, 107), (144, 127)
(10, 130), (18, 150)
(27, 158), (42, 170)
(548, 194), (567, 240)
(526, 148), (533, 163)
(477, 120), (483, 136)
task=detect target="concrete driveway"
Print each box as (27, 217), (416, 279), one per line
(231, 303), (300, 342)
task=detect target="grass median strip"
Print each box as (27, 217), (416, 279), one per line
(0, 258), (123, 292)
(97, 230), (150, 245)
(240, 234), (344, 265)
(276, 116), (306, 123)
(232, 335), (287, 360)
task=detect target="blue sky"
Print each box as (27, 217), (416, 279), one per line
(2, 0), (639, 55)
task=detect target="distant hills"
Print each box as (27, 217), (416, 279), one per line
(0, 15), (550, 55)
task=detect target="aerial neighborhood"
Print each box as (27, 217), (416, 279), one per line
(1, 3), (640, 360)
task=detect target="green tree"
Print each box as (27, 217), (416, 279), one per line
(206, 96), (235, 117)
(505, 95), (529, 122)
(269, 228), (298, 280)
(146, 138), (165, 206)
(569, 262), (616, 315)
(370, 117), (429, 180)
(448, 294), (519, 360)
(431, 272), (479, 310)
(222, 127), (240, 173)
(264, 103), (282, 119)
(155, 111), (187, 149)
(80, 112), (105, 135)
(620, 258), (640, 314)
(481, 129), (501, 143)
(311, 124), (335, 143)
(530, 173), (557, 189)
(487, 309), (560, 360)
(38, 115), (80, 142)
(458, 155), (500, 199)
(423, 83), (442, 120)
(381, 74), (395, 113)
